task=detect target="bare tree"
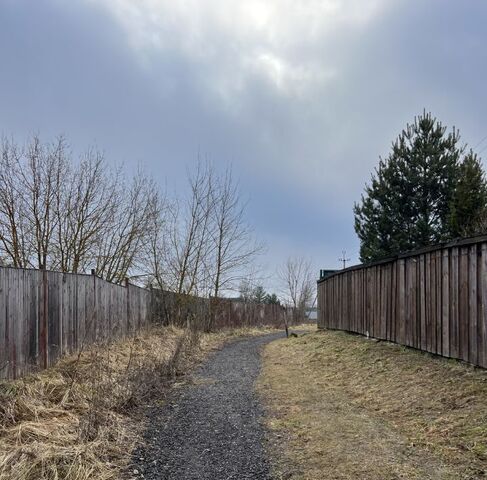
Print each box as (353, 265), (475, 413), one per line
(0, 134), (161, 283)
(237, 265), (267, 302)
(0, 138), (29, 267)
(0, 134), (265, 298)
(55, 148), (118, 273)
(207, 166), (263, 298)
(164, 162), (214, 295)
(95, 170), (159, 283)
(24, 136), (68, 269)
(278, 256), (315, 322)
(145, 188), (171, 291)
(238, 278), (254, 302)
(0, 135), (67, 269)
(161, 163), (263, 298)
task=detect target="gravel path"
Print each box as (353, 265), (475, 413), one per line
(129, 332), (285, 480)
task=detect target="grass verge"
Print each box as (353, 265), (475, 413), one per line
(258, 329), (487, 479)
(0, 324), (285, 480)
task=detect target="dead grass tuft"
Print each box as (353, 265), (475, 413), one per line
(0, 325), (202, 480)
(259, 329), (487, 479)
(0, 323), (286, 480)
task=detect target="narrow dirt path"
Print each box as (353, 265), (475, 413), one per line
(129, 332), (284, 480)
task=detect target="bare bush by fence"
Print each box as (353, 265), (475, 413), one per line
(318, 236), (487, 368)
(0, 266), (292, 379)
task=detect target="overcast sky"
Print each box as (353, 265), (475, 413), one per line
(1, 0), (486, 291)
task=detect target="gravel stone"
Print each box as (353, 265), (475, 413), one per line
(129, 332), (285, 480)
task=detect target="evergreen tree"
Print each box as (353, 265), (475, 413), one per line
(354, 112), (466, 262)
(449, 151), (487, 237)
(252, 285), (267, 303)
(264, 293), (280, 305)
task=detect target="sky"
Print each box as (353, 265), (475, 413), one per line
(1, 0), (487, 293)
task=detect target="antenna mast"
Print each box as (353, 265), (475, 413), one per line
(338, 250), (351, 269)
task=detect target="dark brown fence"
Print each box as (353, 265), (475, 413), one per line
(317, 236), (487, 368)
(0, 266), (292, 380)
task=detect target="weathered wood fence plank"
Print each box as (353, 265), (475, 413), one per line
(0, 266), (294, 380)
(318, 237), (487, 368)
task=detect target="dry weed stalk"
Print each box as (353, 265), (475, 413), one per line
(0, 322), (285, 480)
(0, 325), (202, 480)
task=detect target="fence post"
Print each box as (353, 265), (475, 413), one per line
(91, 269), (97, 341)
(39, 267), (48, 370)
(125, 277), (131, 334)
(149, 283), (154, 326)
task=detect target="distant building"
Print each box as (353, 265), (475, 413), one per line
(319, 269), (337, 280)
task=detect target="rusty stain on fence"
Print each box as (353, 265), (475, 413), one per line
(318, 235), (487, 368)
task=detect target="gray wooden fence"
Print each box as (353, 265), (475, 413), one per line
(0, 268), (152, 379)
(0, 266), (292, 379)
(317, 236), (487, 368)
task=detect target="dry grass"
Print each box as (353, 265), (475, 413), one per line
(258, 329), (487, 479)
(0, 325), (197, 480)
(0, 323), (288, 480)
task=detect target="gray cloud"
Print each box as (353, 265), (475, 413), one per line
(0, 0), (486, 289)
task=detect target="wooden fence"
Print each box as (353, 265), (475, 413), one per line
(317, 236), (487, 368)
(0, 268), (152, 380)
(151, 290), (293, 331)
(0, 266), (292, 380)
(211, 300), (293, 330)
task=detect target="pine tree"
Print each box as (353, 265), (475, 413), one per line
(449, 151), (487, 237)
(252, 285), (267, 304)
(264, 293), (280, 305)
(354, 112), (464, 262)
